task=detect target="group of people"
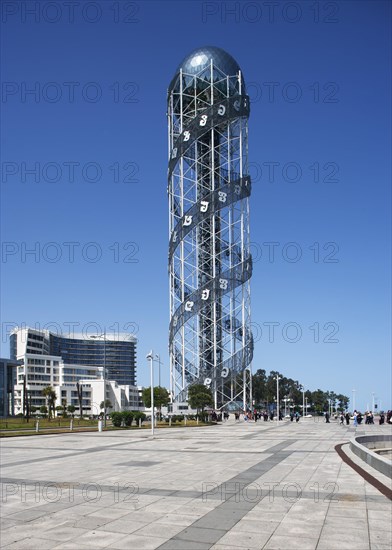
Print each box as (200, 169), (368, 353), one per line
(338, 410), (391, 426)
(234, 409), (300, 422)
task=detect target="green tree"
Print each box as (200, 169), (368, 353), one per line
(42, 386), (57, 420)
(336, 394), (349, 412)
(252, 369), (267, 405)
(67, 405), (76, 417)
(100, 399), (113, 412)
(110, 411), (123, 427)
(142, 387), (170, 419)
(76, 381), (83, 419)
(121, 411), (133, 427)
(39, 405), (48, 417)
(187, 384), (214, 414)
(311, 389), (328, 414)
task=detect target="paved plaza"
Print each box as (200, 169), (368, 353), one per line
(1, 418), (391, 550)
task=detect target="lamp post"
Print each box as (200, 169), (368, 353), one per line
(146, 351), (155, 436)
(155, 354), (163, 388)
(90, 331), (107, 428)
(283, 396), (291, 418)
(305, 397), (308, 416)
(371, 392), (375, 413)
(275, 375), (282, 424)
(302, 389), (305, 417)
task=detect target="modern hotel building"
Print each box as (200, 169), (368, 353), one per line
(10, 327), (139, 415)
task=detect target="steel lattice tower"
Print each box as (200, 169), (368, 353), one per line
(168, 46), (253, 409)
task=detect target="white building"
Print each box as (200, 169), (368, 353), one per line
(11, 327), (140, 416)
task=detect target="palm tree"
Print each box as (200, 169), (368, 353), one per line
(42, 386), (57, 420)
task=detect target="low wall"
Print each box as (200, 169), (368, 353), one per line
(350, 435), (392, 478)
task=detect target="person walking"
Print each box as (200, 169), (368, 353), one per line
(345, 412), (350, 425)
(353, 411), (358, 427)
(325, 411), (330, 423)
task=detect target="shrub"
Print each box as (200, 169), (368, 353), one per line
(111, 412), (123, 427)
(132, 411), (146, 425)
(121, 411), (133, 427)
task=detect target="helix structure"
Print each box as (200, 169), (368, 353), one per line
(168, 47), (253, 408)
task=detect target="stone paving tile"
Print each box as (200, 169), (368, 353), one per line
(227, 519), (279, 535)
(156, 540), (211, 550)
(155, 513), (201, 526)
(264, 535), (319, 549)
(0, 517), (23, 530)
(52, 543), (97, 549)
(132, 521), (187, 538)
(96, 517), (148, 534)
(106, 533), (169, 549)
(2, 536), (60, 549)
(72, 529), (131, 548)
(317, 536), (370, 550)
(87, 506), (133, 519)
(273, 518), (324, 538)
(38, 525), (91, 542)
(217, 529), (271, 548)
(174, 526), (227, 544)
(70, 515), (114, 530)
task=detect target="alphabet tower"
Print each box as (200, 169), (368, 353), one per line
(168, 47), (253, 409)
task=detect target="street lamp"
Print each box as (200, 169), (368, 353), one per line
(305, 396), (308, 416)
(371, 392), (375, 413)
(275, 375), (282, 424)
(283, 396), (291, 417)
(146, 350), (155, 436)
(90, 331), (107, 427)
(155, 354), (163, 387)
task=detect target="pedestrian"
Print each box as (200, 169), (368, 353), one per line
(345, 412), (350, 425)
(340, 413), (344, 425)
(353, 411), (358, 427)
(295, 411), (300, 422)
(290, 412), (294, 422)
(325, 412), (330, 423)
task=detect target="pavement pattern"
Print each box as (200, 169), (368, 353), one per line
(0, 417), (391, 549)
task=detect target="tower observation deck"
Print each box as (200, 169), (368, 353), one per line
(167, 46), (253, 409)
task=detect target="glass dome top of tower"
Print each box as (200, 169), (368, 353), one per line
(168, 46), (245, 93)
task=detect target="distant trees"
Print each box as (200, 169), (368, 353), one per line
(251, 370), (349, 414)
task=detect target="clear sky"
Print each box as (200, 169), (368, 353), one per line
(1, 0), (391, 412)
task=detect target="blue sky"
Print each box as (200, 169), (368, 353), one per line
(1, 0), (391, 412)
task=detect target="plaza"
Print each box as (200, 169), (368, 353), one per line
(1, 418), (391, 549)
